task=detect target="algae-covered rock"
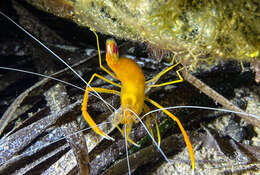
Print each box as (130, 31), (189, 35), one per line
(26, 0), (260, 67)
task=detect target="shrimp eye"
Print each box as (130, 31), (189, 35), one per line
(106, 39), (119, 61)
(112, 43), (118, 54)
(106, 39), (118, 54)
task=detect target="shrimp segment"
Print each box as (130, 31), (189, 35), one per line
(81, 31), (195, 171)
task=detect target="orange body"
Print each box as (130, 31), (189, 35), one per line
(110, 58), (145, 123)
(106, 40), (145, 124)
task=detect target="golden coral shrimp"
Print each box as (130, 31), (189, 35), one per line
(0, 10), (194, 171)
(81, 32), (195, 171)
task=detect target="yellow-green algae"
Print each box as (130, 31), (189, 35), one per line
(26, 0), (260, 68)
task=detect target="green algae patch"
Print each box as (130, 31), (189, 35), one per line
(27, 0), (260, 68)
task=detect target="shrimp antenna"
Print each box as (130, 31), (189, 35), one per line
(0, 66), (85, 91)
(142, 106), (260, 120)
(0, 11), (113, 118)
(0, 66), (117, 112)
(124, 125), (132, 175)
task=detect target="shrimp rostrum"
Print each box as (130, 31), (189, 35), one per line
(81, 32), (195, 171)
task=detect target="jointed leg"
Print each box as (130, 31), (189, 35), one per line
(82, 87), (120, 140)
(92, 30), (117, 79)
(146, 62), (184, 88)
(144, 97), (195, 171)
(146, 62), (180, 85)
(88, 73), (121, 88)
(143, 104), (161, 146)
(87, 73), (121, 113)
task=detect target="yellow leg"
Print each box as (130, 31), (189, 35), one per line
(87, 73), (121, 113)
(146, 62), (184, 88)
(144, 97), (195, 171)
(82, 87), (120, 140)
(88, 73), (121, 88)
(146, 62), (180, 84)
(144, 104), (161, 146)
(91, 29), (117, 80)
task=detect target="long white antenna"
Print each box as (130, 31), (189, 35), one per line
(0, 11), (115, 140)
(0, 66), (117, 112)
(0, 66), (85, 91)
(124, 125), (131, 175)
(142, 106), (260, 120)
